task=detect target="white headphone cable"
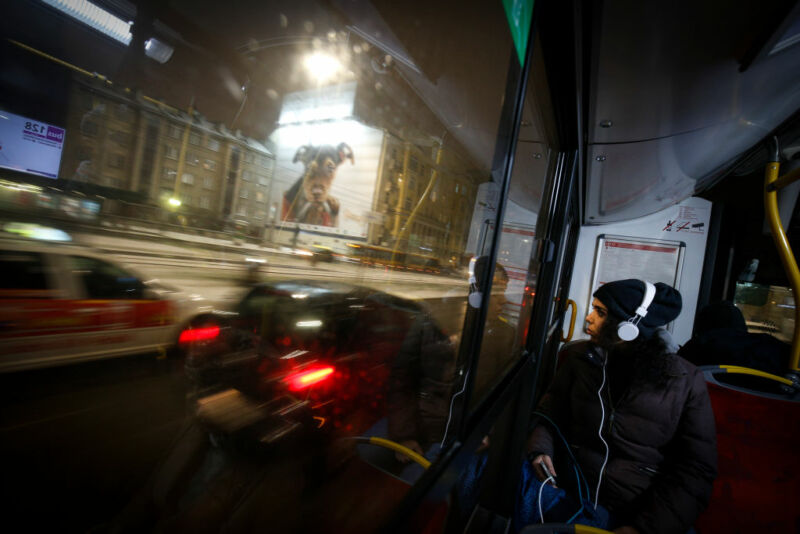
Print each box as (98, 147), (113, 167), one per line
(440, 368), (469, 448)
(594, 360), (610, 510)
(539, 475), (555, 523)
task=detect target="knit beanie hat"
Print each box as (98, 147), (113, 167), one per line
(593, 279), (682, 339)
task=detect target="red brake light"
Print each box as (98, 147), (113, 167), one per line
(285, 366), (335, 391)
(179, 326), (220, 344)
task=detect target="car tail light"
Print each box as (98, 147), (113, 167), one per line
(179, 325), (220, 344)
(284, 366), (335, 391)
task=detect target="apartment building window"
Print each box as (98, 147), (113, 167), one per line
(80, 94), (94, 111)
(187, 151), (199, 166)
(181, 173), (195, 185)
(256, 192), (264, 202)
(203, 160), (217, 171)
(81, 121), (99, 137)
(165, 145), (178, 159)
(189, 132), (201, 145)
(242, 170), (252, 182)
(206, 137), (221, 151)
(110, 130), (130, 146)
(240, 189), (248, 199)
(258, 174), (269, 185)
(203, 176), (214, 189)
(168, 125), (182, 139)
(163, 166), (176, 180)
(114, 104), (133, 121)
(108, 154), (126, 169)
(199, 196), (211, 209)
(237, 205), (247, 217)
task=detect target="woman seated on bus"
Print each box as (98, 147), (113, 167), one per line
(521, 279), (717, 534)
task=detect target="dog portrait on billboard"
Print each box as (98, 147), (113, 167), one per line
(281, 143), (354, 227)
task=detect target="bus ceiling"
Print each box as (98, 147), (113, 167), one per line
(583, 0), (800, 225)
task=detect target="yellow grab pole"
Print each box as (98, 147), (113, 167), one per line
(561, 299), (577, 342)
(719, 365), (795, 386)
(764, 160), (800, 371)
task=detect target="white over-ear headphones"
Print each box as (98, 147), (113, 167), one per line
(616, 281), (656, 341)
(468, 274), (482, 308)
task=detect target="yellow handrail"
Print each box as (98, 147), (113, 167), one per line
(767, 164), (800, 192)
(574, 527), (614, 534)
(717, 365), (795, 386)
(561, 299), (577, 342)
(366, 437), (431, 469)
(764, 160), (800, 371)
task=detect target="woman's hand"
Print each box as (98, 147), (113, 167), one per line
(531, 454), (557, 486)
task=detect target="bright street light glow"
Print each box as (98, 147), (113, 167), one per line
(304, 52), (341, 83)
(168, 198), (181, 207)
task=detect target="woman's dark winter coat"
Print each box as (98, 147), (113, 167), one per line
(527, 341), (718, 534)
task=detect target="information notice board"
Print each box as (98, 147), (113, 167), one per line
(589, 235), (686, 328)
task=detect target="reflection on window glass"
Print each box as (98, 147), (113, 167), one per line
(734, 282), (795, 343)
(0, 251), (49, 292)
(1, 0), (522, 530)
(69, 256), (143, 300)
(471, 40), (556, 407)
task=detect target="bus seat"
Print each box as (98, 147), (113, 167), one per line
(695, 368), (800, 533)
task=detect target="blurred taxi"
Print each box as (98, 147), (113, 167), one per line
(0, 227), (213, 372)
(180, 280), (425, 446)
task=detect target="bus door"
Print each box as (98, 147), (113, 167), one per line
(529, 156), (582, 387)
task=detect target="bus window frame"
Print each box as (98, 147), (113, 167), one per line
(382, 1), (584, 529)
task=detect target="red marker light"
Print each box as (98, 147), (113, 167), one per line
(285, 366), (335, 390)
(178, 326), (220, 343)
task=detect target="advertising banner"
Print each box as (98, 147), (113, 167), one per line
(0, 110), (65, 179)
(270, 83), (382, 239)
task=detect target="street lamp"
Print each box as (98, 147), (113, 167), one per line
(304, 52), (341, 83)
(168, 197), (181, 207)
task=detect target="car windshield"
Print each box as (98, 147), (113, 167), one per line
(1, 1), (554, 531)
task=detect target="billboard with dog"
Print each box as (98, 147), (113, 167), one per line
(269, 84), (383, 239)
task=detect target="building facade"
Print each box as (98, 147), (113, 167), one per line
(60, 77), (275, 234)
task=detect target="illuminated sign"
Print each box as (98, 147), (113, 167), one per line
(271, 83), (381, 239)
(278, 82), (356, 125)
(0, 110), (65, 179)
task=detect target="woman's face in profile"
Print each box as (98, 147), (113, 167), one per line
(585, 298), (608, 341)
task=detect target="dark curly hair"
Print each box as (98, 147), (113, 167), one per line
(595, 314), (675, 389)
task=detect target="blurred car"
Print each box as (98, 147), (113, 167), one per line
(310, 245), (335, 263)
(295, 244), (335, 264)
(180, 280), (425, 446)
(0, 236), (213, 372)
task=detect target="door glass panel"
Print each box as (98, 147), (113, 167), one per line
(1, 0), (521, 531)
(69, 256), (144, 299)
(471, 39), (557, 405)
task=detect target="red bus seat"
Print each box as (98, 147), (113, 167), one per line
(696, 370), (800, 533)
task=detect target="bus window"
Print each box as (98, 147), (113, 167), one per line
(471, 37), (557, 406)
(0, 0), (520, 531)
